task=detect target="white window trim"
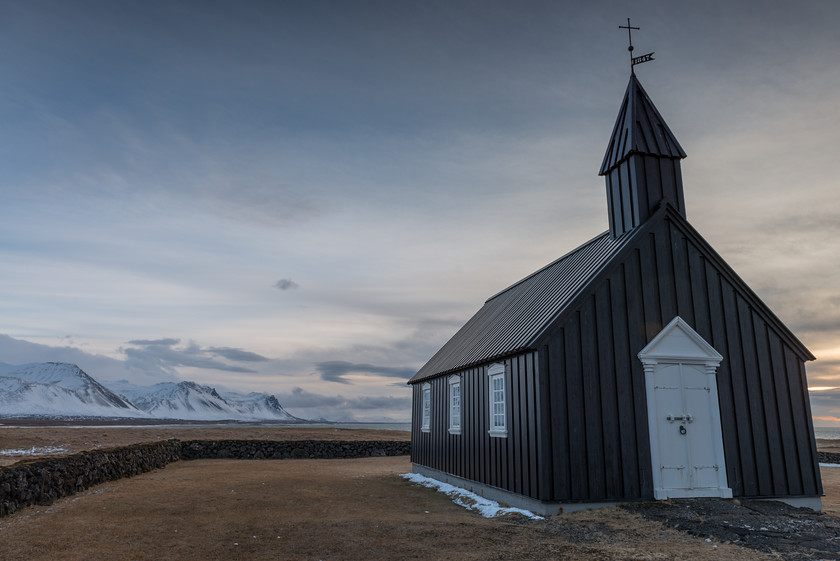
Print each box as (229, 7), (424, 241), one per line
(487, 363), (507, 438)
(448, 375), (462, 435)
(421, 382), (431, 433)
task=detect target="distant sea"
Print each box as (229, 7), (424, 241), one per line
(814, 427), (840, 440)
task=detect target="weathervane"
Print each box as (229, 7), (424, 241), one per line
(619, 18), (654, 74)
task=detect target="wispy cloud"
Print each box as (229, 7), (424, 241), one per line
(314, 360), (416, 384)
(275, 386), (411, 421)
(122, 339), (270, 375)
(207, 347), (270, 362)
(0, 334), (171, 382)
(127, 338), (181, 346)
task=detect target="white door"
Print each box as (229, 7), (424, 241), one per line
(653, 362), (726, 494)
(638, 317), (732, 500)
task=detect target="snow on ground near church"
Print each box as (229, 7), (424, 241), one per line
(401, 472), (544, 520)
(0, 445), (67, 457)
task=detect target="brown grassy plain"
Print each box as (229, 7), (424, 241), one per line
(0, 426), (837, 560)
(0, 423), (409, 467)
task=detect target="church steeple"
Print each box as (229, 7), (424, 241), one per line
(599, 74), (687, 238)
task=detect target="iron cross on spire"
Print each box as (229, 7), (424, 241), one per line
(618, 18), (654, 74)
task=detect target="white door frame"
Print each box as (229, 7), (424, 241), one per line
(638, 316), (732, 500)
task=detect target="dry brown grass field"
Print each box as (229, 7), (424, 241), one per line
(0, 423), (410, 467)
(1, 425), (838, 560)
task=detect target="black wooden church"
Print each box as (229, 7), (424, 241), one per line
(408, 68), (822, 514)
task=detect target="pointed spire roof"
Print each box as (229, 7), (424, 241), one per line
(599, 74), (686, 175)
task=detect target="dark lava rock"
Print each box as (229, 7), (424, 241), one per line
(623, 498), (840, 560)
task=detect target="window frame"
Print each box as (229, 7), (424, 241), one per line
(448, 375), (462, 435)
(421, 382), (431, 433)
(487, 363), (507, 437)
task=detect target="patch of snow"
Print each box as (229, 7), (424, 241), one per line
(0, 445), (67, 456)
(820, 463), (840, 467)
(400, 473), (543, 520)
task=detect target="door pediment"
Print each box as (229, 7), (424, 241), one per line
(638, 317), (722, 365)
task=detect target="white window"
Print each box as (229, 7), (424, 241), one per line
(448, 375), (461, 435)
(421, 383), (431, 432)
(487, 363), (507, 437)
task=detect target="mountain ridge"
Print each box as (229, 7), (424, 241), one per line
(0, 362), (307, 422)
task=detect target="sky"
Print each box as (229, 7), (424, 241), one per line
(1, 0), (838, 423)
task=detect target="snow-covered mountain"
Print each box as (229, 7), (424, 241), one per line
(0, 362), (306, 422)
(112, 380), (302, 422)
(0, 362), (145, 417)
(221, 391), (299, 421)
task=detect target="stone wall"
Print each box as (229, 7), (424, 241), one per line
(180, 439), (410, 460)
(0, 439), (410, 518)
(0, 441), (181, 517)
(819, 451), (840, 465)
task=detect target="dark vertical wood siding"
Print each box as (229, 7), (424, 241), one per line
(543, 250), (650, 502)
(409, 351), (547, 500)
(539, 214), (821, 501)
(412, 209), (820, 504)
(606, 155), (686, 238)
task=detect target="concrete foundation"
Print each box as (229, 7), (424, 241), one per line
(411, 464), (622, 516)
(411, 464), (824, 515)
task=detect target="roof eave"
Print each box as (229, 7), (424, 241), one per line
(407, 346), (533, 385)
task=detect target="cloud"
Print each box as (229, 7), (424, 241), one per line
(806, 386), (840, 427)
(804, 359), (840, 389)
(275, 387), (411, 421)
(345, 394), (412, 411)
(0, 333), (171, 383)
(122, 339), (271, 374)
(274, 278), (299, 290)
(123, 347), (255, 374)
(126, 338), (180, 346)
(764, 212), (840, 237)
(207, 347), (270, 362)
(314, 360), (416, 384)
(805, 387), (840, 407)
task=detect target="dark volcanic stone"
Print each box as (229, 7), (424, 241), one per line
(623, 499), (840, 560)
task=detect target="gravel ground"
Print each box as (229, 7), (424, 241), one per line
(624, 499), (840, 560)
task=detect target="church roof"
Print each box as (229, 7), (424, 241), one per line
(599, 74), (686, 175)
(409, 203), (815, 384)
(409, 231), (632, 382)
